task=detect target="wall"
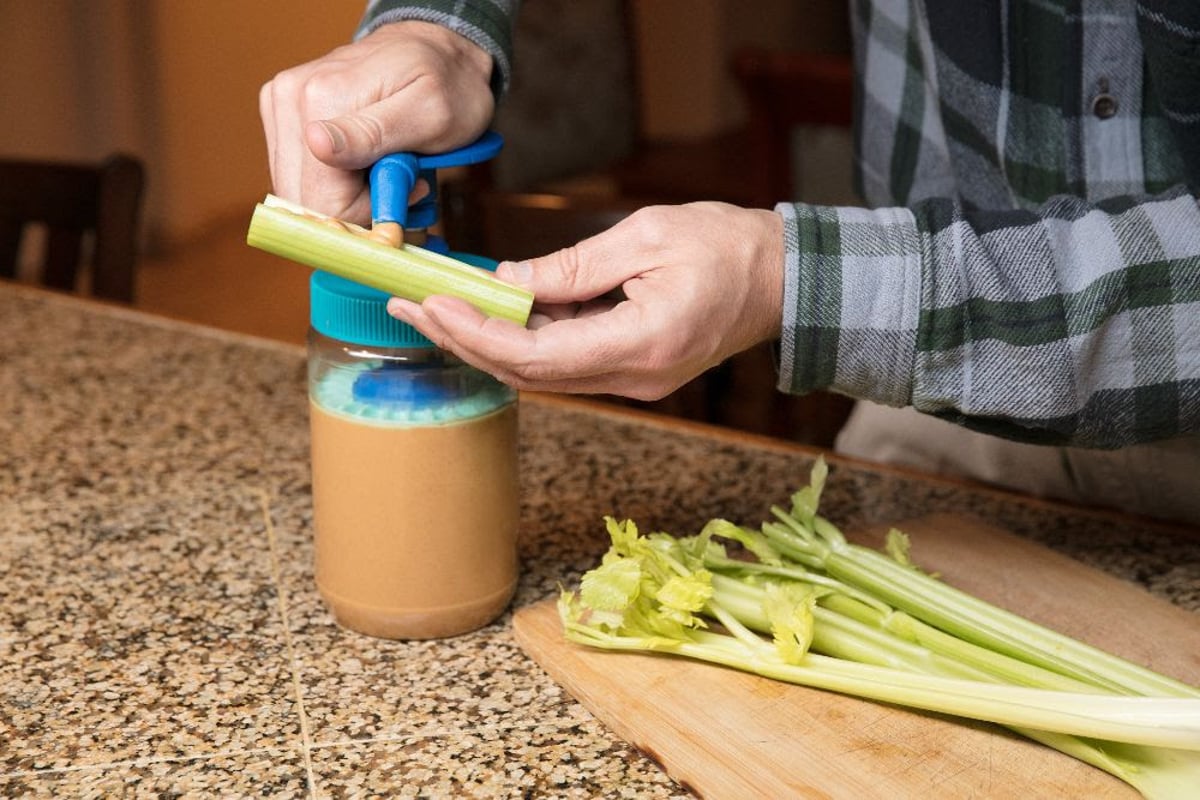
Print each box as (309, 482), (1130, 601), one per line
(0, 1), (360, 250)
(145, 2), (363, 247)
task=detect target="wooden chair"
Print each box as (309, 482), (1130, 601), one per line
(0, 153), (145, 303)
(731, 47), (856, 209)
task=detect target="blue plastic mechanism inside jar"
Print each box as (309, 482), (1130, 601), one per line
(312, 359), (511, 424)
(351, 361), (442, 405)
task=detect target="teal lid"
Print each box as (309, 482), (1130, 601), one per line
(310, 271), (431, 348)
(309, 250), (498, 349)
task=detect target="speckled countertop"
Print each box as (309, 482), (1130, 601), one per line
(1, 283), (1197, 799)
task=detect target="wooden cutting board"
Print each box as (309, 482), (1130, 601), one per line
(513, 512), (1200, 799)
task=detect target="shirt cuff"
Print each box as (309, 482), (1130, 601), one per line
(355, 1), (517, 101)
(775, 201), (923, 408)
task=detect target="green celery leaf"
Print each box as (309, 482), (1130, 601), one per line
(580, 557), (642, 612)
(764, 583), (817, 664)
(885, 528), (915, 568)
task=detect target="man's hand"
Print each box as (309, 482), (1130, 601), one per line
(387, 203), (786, 399)
(259, 21), (494, 225)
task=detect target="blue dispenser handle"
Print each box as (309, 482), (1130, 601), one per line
(368, 131), (504, 233)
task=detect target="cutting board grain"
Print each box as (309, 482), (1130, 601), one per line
(513, 512), (1200, 799)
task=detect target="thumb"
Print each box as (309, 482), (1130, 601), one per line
(304, 113), (391, 170)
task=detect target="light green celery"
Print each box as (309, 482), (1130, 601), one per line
(699, 572), (1200, 796)
(714, 575), (1093, 692)
(795, 521), (1197, 699)
(816, 593), (1102, 692)
(560, 459), (1200, 797)
(245, 195), (533, 325)
(698, 529), (1105, 693)
(1019, 730), (1200, 800)
(694, 535), (891, 614)
(759, 493), (1199, 700)
(734, 584), (1200, 797)
(561, 592), (1200, 750)
(808, 598), (1200, 797)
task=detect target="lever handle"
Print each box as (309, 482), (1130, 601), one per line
(369, 131), (504, 229)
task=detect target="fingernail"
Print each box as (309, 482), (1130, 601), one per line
(386, 298), (407, 319)
(317, 120), (346, 154)
(504, 261), (532, 286)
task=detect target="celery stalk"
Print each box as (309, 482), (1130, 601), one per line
(761, 509), (1200, 699)
(245, 195), (533, 325)
(559, 464), (1200, 798)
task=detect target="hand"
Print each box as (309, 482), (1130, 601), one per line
(387, 202), (785, 399)
(259, 21), (495, 224)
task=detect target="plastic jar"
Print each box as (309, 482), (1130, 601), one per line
(306, 271), (519, 639)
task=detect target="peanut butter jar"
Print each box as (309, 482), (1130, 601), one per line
(307, 271), (518, 639)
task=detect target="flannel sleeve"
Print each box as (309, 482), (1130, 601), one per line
(355, 0), (520, 100)
(776, 187), (1200, 448)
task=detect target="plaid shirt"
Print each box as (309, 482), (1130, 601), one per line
(356, 0), (520, 99)
(779, 0), (1200, 447)
(357, 1), (1198, 448)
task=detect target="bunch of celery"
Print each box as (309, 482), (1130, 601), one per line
(558, 458), (1200, 798)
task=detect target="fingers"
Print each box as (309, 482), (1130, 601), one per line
(494, 208), (661, 304)
(302, 95), (408, 171)
(258, 81), (278, 191)
(387, 295), (674, 396)
(304, 72), (480, 168)
(260, 69), (307, 207)
(261, 59), (369, 220)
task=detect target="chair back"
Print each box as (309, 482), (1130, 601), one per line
(0, 153), (145, 302)
(732, 48), (855, 208)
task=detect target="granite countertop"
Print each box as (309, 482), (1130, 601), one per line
(1, 283), (1197, 799)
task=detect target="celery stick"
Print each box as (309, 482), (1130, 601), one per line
(760, 486), (1199, 698)
(816, 529), (1200, 699)
(246, 197), (533, 325)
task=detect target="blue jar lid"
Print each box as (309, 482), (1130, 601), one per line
(308, 250), (498, 349)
